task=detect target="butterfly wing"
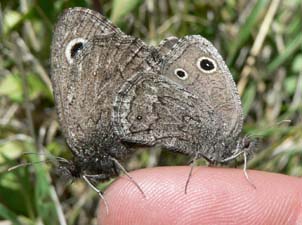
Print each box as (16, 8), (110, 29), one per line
(113, 35), (244, 161)
(113, 72), (220, 156)
(157, 36), (179, 55)
(51, 8), (158, 158)
(159, 35), (244, 140)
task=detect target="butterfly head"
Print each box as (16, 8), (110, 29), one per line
(215, 135), (257, 163)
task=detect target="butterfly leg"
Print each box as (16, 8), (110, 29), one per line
(242, 151), (256, 189)
(184, 157), (196, 194)
(109, 156), (146, 198)
(184, 152), (216, 194)
(82, 175), (109, 215)
(219, 138), (256, 189)
(84, 173), (111, 180)
(184, 153), (203, 194)
(240, 136), (256, 189)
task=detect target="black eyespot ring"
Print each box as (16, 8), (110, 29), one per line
(65, 38), (87, 64)
(136, 115), (142, 120)
(197, 57), (217, 73)
(70, 42), (84, 58)
(174, 68), (188, 80)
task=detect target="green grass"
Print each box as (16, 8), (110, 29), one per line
(1, 0), (302, 224)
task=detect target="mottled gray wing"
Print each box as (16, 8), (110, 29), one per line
(113, 35), (244, 162)
(51, 8), (158, 156)
(157, 36), (179, 55)
(113, 72), (218, 155)
(160, 35), (244, 139)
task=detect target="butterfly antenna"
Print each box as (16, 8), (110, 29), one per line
(8, 152), (69, 172)
(246, 119), (292, 139)
(7, 160), (50, 172)
(82, 175), (109, 215)
(22, 152), (69, 163)
(110, 157), (146, 198)
(276, 119), (291, 125)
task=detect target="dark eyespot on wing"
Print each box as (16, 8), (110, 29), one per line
(70, 42), (84, 58)
(200, 58), (214, 71)
(176, 70), (186, 78)
(174, 68), (188, 80)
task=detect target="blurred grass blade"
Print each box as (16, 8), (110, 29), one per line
(268, 34), (302, 73)
(2, 10), (22, 35)
(0, 73), (23, 102)
(227, 0), (269, 65)
(110, 0), (143, 24)
(0, 204), (22, 225)
(0, 73), (52, 103)
(30, 152), (62, 225)
(242, 83), (256, 116)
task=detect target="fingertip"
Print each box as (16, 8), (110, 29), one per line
(98, 167), (302, 225)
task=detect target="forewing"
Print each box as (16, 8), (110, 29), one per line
(51, 8), (156, 156)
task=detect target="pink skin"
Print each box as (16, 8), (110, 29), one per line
(98, 167), (302, 225)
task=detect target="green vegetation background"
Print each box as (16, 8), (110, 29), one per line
(0, 0), (301, 224)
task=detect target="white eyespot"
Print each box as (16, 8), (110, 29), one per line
(197, 57), (217, 73)
(174, 68), (188, 80)
(65, 38), (87, 64)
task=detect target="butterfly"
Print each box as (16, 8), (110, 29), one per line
(51, 7), (255, 203)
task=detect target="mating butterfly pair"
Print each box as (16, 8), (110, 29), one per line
(51, 8), (254, 200)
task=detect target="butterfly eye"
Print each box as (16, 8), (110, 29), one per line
(174, 68), (188, 80)
(197, 57), (216, 73)
(65, 38), (87, 64)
